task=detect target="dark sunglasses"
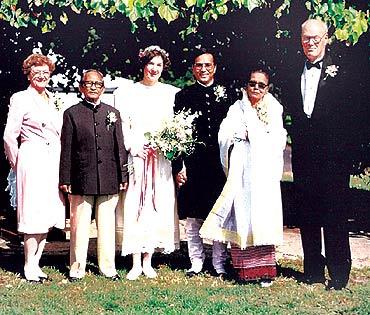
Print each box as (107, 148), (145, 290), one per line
(248, 81), (268, 89)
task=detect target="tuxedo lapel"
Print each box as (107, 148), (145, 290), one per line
(317, 55), (332, 89)
(313, 55), (334, 119)
(297, 62), (308, 119)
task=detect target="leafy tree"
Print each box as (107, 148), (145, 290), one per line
(0, 1), (368, 44)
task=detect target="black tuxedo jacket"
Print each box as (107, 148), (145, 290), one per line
(287, 55), (357, 188)
(59, 100), (128, 195)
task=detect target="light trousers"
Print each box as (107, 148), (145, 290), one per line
(185, 217), (228, 273)
(69, 194), (119, 278)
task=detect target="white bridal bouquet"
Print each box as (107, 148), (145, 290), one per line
(144, 109), (201, 161)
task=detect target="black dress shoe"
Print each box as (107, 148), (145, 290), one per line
(325, 280), (346, 291)
(209, 270), (228, 280)
(186, 270), (201, 278)
(106, 274), (121, 281)
(217, 272), (228, 281)
(68, 276), (81, 282)
(301, 275), (326, 285)
(39, 275), (49, 282)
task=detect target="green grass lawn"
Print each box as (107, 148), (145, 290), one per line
(0, 255), (369, 315)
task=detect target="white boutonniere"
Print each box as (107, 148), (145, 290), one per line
(324, 65), (339, 80)
(53, 93), (64, 111)
(214, 85), (227, 102)
(106, 111), (117, 130)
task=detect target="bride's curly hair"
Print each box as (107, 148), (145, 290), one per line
(138, 45), (171, 70)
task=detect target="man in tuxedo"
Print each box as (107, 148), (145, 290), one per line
(59, 69), (128, 281)
(287, 19), (356, 290)
(174, 51), (240, 278)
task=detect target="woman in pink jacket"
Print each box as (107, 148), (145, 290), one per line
(3, 53), (65, 283)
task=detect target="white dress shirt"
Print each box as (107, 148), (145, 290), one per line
(301, 61), (322, 118)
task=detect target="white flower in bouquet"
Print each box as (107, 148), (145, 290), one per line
(145, 109), (201, 161)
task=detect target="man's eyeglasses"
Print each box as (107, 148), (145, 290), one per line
(302, 33), (327, 45)
(31, 70), (51, 77)
(248, 81), (268, 90)
(193, 63), (214, 70)
(82, 81), (104, 89)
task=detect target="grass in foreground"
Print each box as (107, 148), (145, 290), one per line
(0, 255), (369, 315)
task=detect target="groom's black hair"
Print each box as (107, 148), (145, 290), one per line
(192, 48), (217, 65)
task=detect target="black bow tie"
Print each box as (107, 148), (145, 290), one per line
(306, 61), (321, 70)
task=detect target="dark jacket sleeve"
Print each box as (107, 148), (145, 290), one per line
(172, 90), (185, 175)
(59, 110), (73, 185)
(113, 110), (128, 183)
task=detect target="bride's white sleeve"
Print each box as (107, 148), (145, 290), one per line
(115, 89), (143, 156)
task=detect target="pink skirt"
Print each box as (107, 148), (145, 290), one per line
(231, 245), (277, 281)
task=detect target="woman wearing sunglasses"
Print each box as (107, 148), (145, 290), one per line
(200, 68), (287, 286)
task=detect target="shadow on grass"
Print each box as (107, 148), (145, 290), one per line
(0, 245), (70, 277)
(1, 236), (305, 284)
(118, 241), (306, 285)
(115, 241), (192, 273)
(277, 264), (304, 281)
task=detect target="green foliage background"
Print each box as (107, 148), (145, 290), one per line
(0, 1), (368, 200)
(0, 1), (368, 44)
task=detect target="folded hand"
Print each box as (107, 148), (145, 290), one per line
(176, 169), (187, 187)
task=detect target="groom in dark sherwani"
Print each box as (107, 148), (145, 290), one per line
(173, 51), (240, 278)
(286, 19), (360, 290)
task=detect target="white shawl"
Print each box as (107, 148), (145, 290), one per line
(200, 92), (287, 248)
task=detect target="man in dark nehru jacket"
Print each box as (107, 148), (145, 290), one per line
(173, 50), (240, 278)
(59, 69), (128, 281)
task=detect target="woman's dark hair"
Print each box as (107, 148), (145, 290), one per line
(249, 68), (270, 83)
(22, 53), (55, 75)
(138, 45), (171, 70)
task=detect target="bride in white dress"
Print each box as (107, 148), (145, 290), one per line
(115, 46), (179, 280)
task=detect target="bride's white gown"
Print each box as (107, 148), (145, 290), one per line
(115, 81), (180, 255)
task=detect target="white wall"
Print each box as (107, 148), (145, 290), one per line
(54, 76), (134, 110)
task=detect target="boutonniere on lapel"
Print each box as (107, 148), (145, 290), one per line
(106, 111), (117, 130)
(214, 85), (227, 102)
(324, 65), (339, 80)
(53, 93), (64, 111)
